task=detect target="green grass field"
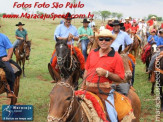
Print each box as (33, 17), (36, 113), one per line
(0, 18), (162, 122)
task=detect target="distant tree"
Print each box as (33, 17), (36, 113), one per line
(92, 11), (100, 20)
(99, 10), (111, 22)
(117, 13), (123, 19)
(147, 14), (157, 20)
(157, 17), (162, 21)
(111, 12), (118, 18)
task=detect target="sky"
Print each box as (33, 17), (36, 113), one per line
(0, 0), (162, 18)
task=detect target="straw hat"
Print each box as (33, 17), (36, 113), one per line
(97, 29), (116, 40)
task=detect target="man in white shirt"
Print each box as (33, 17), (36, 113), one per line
(88, 18), (95, 28)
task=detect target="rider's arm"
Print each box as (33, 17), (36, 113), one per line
(16, 36), (23, 40)
(96, 68), (124, 83)
(81, 70), (88, 89)
(26, 35), (29, 41)
(2, 48), (13, 62)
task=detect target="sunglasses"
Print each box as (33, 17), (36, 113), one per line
(98, 37), (112, 42)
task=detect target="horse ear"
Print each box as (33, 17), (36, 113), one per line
(118, 45), (122, 54)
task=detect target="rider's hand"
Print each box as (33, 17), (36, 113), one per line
(2, 57), (10, 62)
(96, 68), (107, 77)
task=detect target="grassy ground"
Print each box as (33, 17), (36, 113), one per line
(0, 18), (163, 122)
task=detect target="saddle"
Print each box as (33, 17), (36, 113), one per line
(77, 86), (135, 122)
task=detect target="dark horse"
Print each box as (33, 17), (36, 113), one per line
(0, 63), (21, 105)
(14, 40), (31, 77)
(48, 38), (83, 88)
(151, 51), (163, 111)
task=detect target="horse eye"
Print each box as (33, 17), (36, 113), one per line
(66, 97), (72, 100)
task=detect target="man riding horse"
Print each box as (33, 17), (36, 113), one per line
(147, 29), (163, 73)
(0, 32), (16, 98)
(50, 12), (84, 83)
(81, 29), (134, 121)
(78, 18), (94, 60)
(13, 22), (29, 60)
(109, 20), (136, 86)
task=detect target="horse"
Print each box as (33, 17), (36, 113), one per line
(48, 38), (83, 88)
(130, 34), (141, 59)
(48, 77), (141, 122)
(14, 40), (31, 77)
(144, 43), (157, 80)
(138, 27), (147, 47)
(0, 62), (21, 105)
(48, 79), (89, 122)
(150, 51), (163, 111)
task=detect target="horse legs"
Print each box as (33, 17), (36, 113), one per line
(160, 86), (163, 111)
(128, 89), (141, 122)
(151, 82), (155, 95)
(10, 77), (20, 105)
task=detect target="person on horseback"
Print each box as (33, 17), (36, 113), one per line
(110, 20), (133, 52)
(81, 29), (133, 121)
(88, 18), (95, 28)
(50, 12), (84, 83)
(105, 18), (113, 31)
(54, 12), (79, 44)
(78, 18), (93, 60)
(147, 29), (159, 44)
(0, 32), (16, 98)
(110, 20), (135, 85)
(147, 29), (163, 73)
(12, 22), (29, 60)
(124, 17), (132, 33)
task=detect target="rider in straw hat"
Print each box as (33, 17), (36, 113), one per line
(82, 29), (134, 121)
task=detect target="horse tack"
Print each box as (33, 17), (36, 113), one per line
(47, 82), (75, 122)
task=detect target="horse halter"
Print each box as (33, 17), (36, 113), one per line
(47, 82), (75, 122)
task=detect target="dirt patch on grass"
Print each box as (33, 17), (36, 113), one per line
(37, 75), (48, 81)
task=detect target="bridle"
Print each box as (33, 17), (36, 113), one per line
(47, 82), (75, 122)
(56, 43), (78, 78)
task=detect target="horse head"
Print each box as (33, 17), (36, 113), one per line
(151, 42), (157, 54)
(118, 45), (132, 82)
(48, 77), (78, 122)
(55, 37), (70, 68)
(25, 40), (31, 59)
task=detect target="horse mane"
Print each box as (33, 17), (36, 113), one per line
(26, 40), (31, 47)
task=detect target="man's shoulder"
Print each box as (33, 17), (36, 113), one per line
(78, 26), (83, 30)
(0, 33), (7, 38)
(70, 25), (77, 30)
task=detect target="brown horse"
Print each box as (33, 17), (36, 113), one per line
(0, 64), (21, 105)
(130, 34), (141, 58)
(48, 77), (141, 122)
(14, 40), (31, 77)
(48, 79), (89, 122)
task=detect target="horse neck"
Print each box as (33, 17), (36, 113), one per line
(68, 97), (86, 122)
(19, 41), (25, 52)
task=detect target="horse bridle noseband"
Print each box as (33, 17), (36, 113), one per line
(47, 82), (75, 122)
